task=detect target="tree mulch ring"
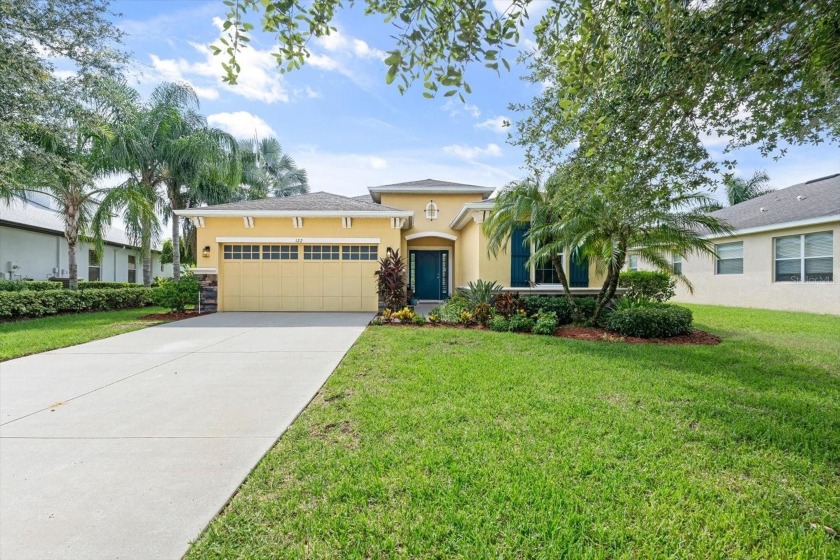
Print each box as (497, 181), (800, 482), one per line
(139, 310), (207, 322)
(554, 326), (722, 345)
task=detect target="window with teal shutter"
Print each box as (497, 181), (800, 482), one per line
(510, 226), (530, 287)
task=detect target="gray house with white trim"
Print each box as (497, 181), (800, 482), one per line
(0, 197), (173, 283)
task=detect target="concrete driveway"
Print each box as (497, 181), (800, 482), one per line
(0, 312), (372, 560)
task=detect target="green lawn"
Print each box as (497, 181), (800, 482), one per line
(189, 305), (840, 559)
(0, 307), (169, 361)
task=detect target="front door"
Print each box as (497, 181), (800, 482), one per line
(412, 250), (445, 300)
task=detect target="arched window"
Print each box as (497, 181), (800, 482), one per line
(424, 200), (439, 221)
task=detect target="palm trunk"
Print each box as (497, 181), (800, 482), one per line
(67, 240), (78, 290)
(591, 243), (627, 325)
(142, 214), (153, 287)
(65, 204), (79, 290)
(552, 254), (581, 321)
(171, 211), (181, 281)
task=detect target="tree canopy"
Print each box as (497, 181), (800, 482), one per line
(219, 0), (840, 181)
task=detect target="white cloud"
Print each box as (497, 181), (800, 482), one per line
(443, 143), (503, 160)
(442, 99), (481, 119)
(207, 111), (277, 139)
(316, 29), (386, 60)
(476, 116), (510, 134)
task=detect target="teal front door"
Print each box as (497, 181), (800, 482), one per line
(411, 250), (445, 300)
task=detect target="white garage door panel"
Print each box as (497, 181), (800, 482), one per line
(220, 245), (378, 312)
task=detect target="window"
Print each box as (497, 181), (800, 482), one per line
(303, 245), (339, 260)
(262, 245), (298, 260)
(715, 242), (743, 274)
(775, 232), (833, 282)
(223, 244), (260, 260)
(535, 254), (562, 284)
(628, 255), (639, 271)
(128, 255), (136, 283)
(88, 250), (101, 281)
(672, 255), (683, 275)
(342, 245), (378, 261)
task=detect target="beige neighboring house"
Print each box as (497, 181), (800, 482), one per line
(628, 173), (839, 315)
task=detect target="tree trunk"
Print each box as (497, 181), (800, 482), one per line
(552, 254), (581, 321)
(591, 243), (627, 325)
(171, 210), (181, 281)
(142, 214), (153, 287)
(67, 240), (78, 290)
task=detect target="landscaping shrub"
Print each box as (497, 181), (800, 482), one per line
(391, 307), (417, 323)
(150, 276), (200, 313)
(471, 303), (492, 326)
(375, 248), (407, 310)
(508, 311), (535, 333)
(606, 304), (693, 338)
(488, 315), (510, 332)
(532, 310), (559, 335)
(0, 288), (154, 319)
(461, 279), (502, 307)
(618, 271), (676, 303)
(433, 296), (470, 324)
(411, 313), (426, 325)
(0, 280), (62, 292)
(492, 291), (519, 318)
(520, 296), (599, 324)
(77, 281), (145, 290)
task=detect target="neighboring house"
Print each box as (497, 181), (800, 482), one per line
(0, 198), (173, 283)
(177, 178), (605, 312)
(630, 173), (839, 315)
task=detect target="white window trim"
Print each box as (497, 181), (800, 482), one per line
(216, 237), (380, 244)
(774, 232), (834, 283)
(715, 241), (744, 275)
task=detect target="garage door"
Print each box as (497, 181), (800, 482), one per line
(220, 243), (380, 312)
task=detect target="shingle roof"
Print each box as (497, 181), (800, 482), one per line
(711, 173), (840, 231)
(351, 193), (374, 202)
(0, 199), (158, 249)
(369, 178), (491, 189)
(193, 191), (404, 212)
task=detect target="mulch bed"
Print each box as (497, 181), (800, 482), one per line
(139, 310), (206, 322)
(372, 320), (721, 345)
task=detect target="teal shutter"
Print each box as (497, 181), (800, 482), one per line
(510, 226), (530, 287)
(569, 250), (589, 287)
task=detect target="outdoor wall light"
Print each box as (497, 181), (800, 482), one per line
(202, 245), (211, 258)
(425, 200), (439, 221)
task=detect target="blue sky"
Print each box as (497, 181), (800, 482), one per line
(113, 0), (837, 201)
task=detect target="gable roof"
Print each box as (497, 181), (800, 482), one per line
(175, 191), (412, 218)
(367, 178), (495, 202)
(0, 199), (159, 250)
(710, 173), (840, 234)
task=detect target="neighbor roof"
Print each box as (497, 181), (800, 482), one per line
(0, 199), (159, 249)
(709, 173), (840, 235)
(367, 178), (495, 202)
(175, 191), (412, 218)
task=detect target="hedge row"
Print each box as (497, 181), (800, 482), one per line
(606, 304), (693, 338)
(0, 288), (155, 319)
(0, 280), (62, 292)
(78, 281), (145, 290)
(518, 295), (599, 325)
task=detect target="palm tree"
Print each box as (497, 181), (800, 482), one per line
(724, 170), (773, 206)
(238, 137), (308, 200)
(484, 171), (733, 324)
(98, 82), (237, 284)
(25, 76), (156, 289)
(484, 177), (580, 316)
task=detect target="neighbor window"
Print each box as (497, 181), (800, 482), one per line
(775, 232), (833, 282)
(223, 244), (260, 260)
(127, 255), (136, 283)
(715, 242), (743, 274)
(672, 255), (683, 275)
(628, 255), (639, 272)
(303, 245), (340, 260)
(262, 245), (298, 260)
(342, 245), (378, 261)
(88, 250), (101, 281)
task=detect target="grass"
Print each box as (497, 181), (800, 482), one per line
(0, 307), (170, 361)
(188, 304), (840, 559)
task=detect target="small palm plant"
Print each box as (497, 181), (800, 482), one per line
(374, 248), (407, 311)
(462, 279), (503, 307)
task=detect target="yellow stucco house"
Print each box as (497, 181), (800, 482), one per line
(177, 178), (599, 312)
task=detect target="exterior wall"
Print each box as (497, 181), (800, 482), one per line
(0, 225), (171, 283)
(195, 216), (401, 312)
(379, 192), (484, 238)
(456, 220), (481, 287)
(633, 222), (839, 315)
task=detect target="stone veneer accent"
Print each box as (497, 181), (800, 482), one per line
(194, 272), (218, 313)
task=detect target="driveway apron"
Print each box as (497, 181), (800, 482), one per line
(0, 312), (371, 560)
